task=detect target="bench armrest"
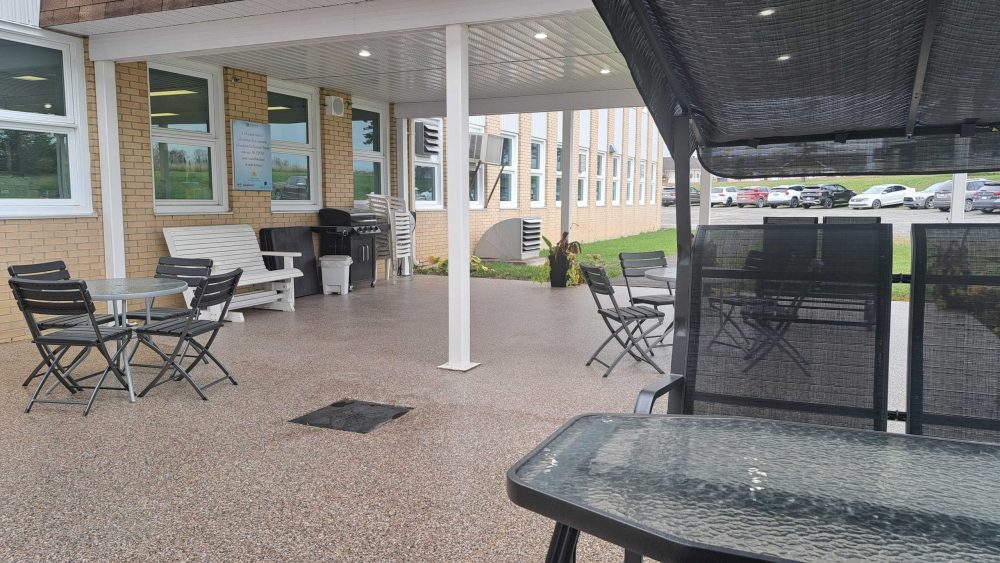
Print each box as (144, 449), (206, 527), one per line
(260, 250), (301, 270)
(633, 373), (685, 415)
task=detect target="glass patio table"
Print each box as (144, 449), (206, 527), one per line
(507, 414), (1000, 562)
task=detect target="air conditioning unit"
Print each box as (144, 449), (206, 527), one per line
(415, 121), (440, 156)
(475, 217), (542, 261)
(469, 132), (504, 165)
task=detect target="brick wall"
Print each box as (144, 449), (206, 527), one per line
(0, 41), (106, 343)
(412, 109), (662, 262)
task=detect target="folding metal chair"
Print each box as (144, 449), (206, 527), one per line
(134, 269), (243, 399)
(9, 278), (132, 416)
(619, 251), (675, 349)
(125, 256), (213, 323)
(7, 261), (115, 387)
(581, 264), (665, 377)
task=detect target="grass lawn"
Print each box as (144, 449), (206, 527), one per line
(893, 238), (911, 301)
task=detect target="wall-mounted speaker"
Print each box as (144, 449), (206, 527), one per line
(325, 96), (345, 117)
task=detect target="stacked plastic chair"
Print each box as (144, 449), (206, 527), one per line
(367, 194), (414, 279)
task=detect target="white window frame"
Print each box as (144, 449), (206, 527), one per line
(352, 97), (390, 207)
(0, 24), (92, 218)
(649, 161), (658, 204)
(268, 78), (321, 212)
(639, 158), (647, 205)
(412, 117), (443, 210)
(498, 132), (518, 209)
(469, 122), (485, 209)
(576, 148), (589, 207)
(555, 143), (562, 208)
(626, 158), (635, 204)
(529, 138), (545, 208)
(611, 154), (621, 206)
(148, 59), (227, 214)
(595, 151), (606, 206)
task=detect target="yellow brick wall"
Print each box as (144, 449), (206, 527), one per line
(412, 109), (661, 262)
(0, 41), (107, 343)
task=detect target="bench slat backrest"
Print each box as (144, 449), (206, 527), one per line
(163, 225), (270, 279)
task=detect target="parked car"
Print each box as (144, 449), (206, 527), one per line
(661, 187), (701, 206)
(767, 185), (806, 208)
(736, 186), (770, 208)
(848, 184), (914, 209)
(971, 182), (1000, 213)
(710, 186), (740, 207)
(903, 180), (949, 209)
(274, 175), (309, 200)
(932, 178), (992, 212)
(799, 184), (855, 209)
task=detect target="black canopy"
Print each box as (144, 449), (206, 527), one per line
(593, 0), (1000, 178)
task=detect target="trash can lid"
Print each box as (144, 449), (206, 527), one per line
(319, 254), (353, 264)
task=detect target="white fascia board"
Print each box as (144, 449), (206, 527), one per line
(87, 0), (592, 61)
(395, 89), (645, 119)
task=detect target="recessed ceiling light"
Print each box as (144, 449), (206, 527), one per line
(358, 49), (372, 57)
(600, 68), (611, 75)
(534, 32), (548, 40)
(759, 8), (776, 16)
(149, 90), (197, 97)
(777, 54), (791, 61)
(267, 106), (290, 111)
(13, 75), (47, 81)
(43, 103), (53, 109)
(150, 112), (179, 117)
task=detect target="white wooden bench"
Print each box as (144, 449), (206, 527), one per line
(163, 225), (303, 322)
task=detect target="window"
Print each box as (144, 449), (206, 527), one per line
(469, 121), (485, 208)
(555, 144), (562, 207)
(649, 162), (658, 204)
(639, 159), (647, 205)
(626, 158), (635, 204)
(595, 152), (606, 206)
(413, 118), (442, 209)
(268, 80), (320, 211)
(149, 62), (226, 213)
(0, 29), (91, 218)
(498, 134), (517, 208)
(611, 155), (621, 205)
(577, 149), (589, 206)
(530, 139), (545, 208)
(352, 99), (388, 206)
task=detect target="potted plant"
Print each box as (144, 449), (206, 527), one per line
(541, 232), (582, 287)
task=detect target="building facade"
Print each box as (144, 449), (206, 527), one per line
(0, 3), (661, 342)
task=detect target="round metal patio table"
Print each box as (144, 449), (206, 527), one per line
(643, 266), (677, 283)
(84, 277), (188, 402)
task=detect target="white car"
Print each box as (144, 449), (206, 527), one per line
(710, 186), (740, 207)
(849, 184), (914, 209)
(766, 185), (806, 208)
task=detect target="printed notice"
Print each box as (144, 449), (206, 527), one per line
(232, 120), (272, 191)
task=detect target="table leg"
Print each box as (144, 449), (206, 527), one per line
(118, 299), (136, 402)
(546, 523), (579, 563)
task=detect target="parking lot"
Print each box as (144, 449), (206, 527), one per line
(661, 202), (1000, 236)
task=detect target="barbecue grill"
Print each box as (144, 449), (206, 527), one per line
(314, 208), (389, 289)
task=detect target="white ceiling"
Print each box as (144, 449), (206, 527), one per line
(182, 11), (633, 105)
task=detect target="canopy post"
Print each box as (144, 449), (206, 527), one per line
(95, 60), (126, 281)
(949, 172), (967, 224)
(698, 160), (711, 228)
(439, 23), (479, 372)
(560, 110), (575, 236)
(668, 116), (694, 414)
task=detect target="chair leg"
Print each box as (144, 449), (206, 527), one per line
(628, 322), (665, 374)
(184, 334), (238, 387)
(26, 347), (70, 413)
(137, 337), (208, 400)
(546, 523), (579, 563)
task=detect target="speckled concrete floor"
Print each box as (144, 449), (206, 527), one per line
(0, 276), (676, 562)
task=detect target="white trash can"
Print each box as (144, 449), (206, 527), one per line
(319, 255), (353, 295)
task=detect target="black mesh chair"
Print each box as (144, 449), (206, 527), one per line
(762, 216), (818, 224)
(824, 216), (881, 224)
(125, 257), (213, 323)
(619, 251), (675, 348)
(907, 224), (1000, 444)
(635, 224), (893, 431)
(135, 269), (242, 399)
(581, 264), (664, 377)
(8, 278), (132, 416)
(7, 260), (114, 387)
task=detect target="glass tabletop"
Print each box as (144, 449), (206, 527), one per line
(509, 415), (1000, 562)
(643, 266), (676, 282)
(84, 277), (188, 301)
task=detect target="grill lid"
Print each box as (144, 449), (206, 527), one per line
(319, 207), (378, 226)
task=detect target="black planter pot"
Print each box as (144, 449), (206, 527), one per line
(549, 255), (569, 287)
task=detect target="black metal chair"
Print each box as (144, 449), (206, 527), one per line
(907, 224), (1000, 444)
(8, 278), (132, 416)
(7, 260), (115, 387)
(125, 257), (213, 323)
(823, 216), (881, 224)
(763, 216), (818, 224)
(619, 251), (675, 349)
(135, 269), (243, 399)
(580, 264), (664, 377)
(635, 224), (893, 430)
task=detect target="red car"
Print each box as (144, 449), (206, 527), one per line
(736, 186), (770, 208)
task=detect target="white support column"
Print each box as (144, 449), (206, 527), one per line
(439, 24), (479, 372)
(949, 172), (967, 223)
(698, 162), (712, 229)
(560, 110), (575, 236)
(396, 117), (414, 275)
(95, 60), (126, 280)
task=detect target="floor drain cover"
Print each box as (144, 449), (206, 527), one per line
(290, 399), (412, 433)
